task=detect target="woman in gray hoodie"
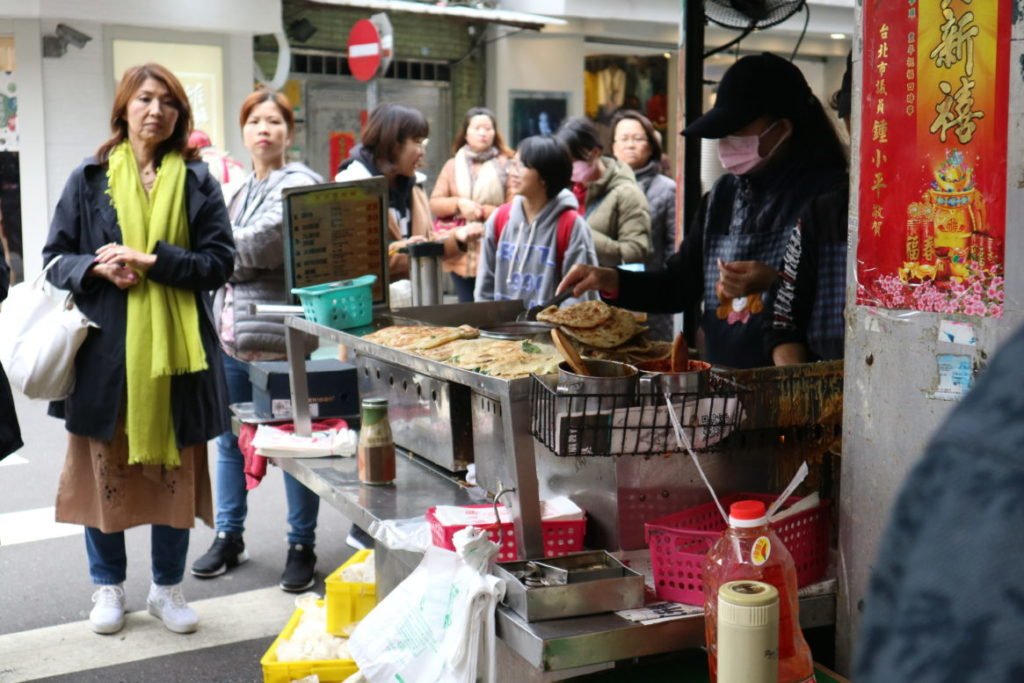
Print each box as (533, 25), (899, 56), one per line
(196, 90), (323, 592)
(475, 135), (598, 308)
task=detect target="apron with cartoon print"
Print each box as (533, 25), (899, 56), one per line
(700, 180), (796, 369)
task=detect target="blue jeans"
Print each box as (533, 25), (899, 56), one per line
(85, 525), (188, 586)
(216, 352), (319, 546)
(451, 273), (476, 303)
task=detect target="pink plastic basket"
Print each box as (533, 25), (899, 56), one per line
(426, 505), (586, 563)
(644, 492), (830, 605)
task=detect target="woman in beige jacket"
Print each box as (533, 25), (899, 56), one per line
(429, 107), (513, 301)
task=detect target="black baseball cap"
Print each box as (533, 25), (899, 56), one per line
(683, 52), (814, 139)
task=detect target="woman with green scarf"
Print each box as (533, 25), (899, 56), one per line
(42, 63), (234, 637)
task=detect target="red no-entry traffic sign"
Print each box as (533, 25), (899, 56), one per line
(348, 19), (381, 82)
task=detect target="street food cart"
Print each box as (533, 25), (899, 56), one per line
(270, 301), (842, 681)
(251, 161), (846, 679)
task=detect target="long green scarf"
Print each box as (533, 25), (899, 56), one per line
(107, 141), (207, 468)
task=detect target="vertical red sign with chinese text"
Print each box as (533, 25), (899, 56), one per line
(856, 0), (1010, 317)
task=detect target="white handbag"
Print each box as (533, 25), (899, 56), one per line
(0, 256), (98, 400)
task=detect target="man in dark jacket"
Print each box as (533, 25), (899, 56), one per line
(0, 256), (23, 461)
(855, 324), (1024, 681)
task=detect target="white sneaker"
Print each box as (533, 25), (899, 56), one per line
(89, 584), (126, 635)
(146, 583), (199, 634)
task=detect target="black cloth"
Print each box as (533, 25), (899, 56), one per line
(0, 256), (22, 460)
(42, 156), (235, 448)
(854, 323), (1024, 682)
(764, 186), (849, 362)
(338, 144), (414, 221)
(612, 151), (847, 368)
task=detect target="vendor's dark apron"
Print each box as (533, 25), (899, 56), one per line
(701, 190), (795, 369)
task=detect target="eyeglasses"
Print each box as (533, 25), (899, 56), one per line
(614, 136), (648, 145)
(508, 158), (525, 174)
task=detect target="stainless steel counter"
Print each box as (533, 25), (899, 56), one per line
(275, 454), (836, 674)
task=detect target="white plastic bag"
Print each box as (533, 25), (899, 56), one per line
(0, 257), (97, 400)
(348, 530), (505, 683)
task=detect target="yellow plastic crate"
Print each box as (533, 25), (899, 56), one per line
(261, 600), (358, 683)
(325, 549), (377, 636)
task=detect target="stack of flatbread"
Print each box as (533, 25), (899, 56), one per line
(363, 324), (480, 351)
(362, 324), (560, 378)
(536, 301), (662, 364)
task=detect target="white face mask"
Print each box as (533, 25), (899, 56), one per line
(717, 120), (789, 176)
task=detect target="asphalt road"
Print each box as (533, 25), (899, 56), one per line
(0, 391), (356, 683)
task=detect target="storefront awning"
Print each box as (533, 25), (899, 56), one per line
(308, 0), (566, 29)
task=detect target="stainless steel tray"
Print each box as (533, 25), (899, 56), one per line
(494, 551), (645, 622)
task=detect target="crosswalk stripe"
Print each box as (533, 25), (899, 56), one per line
(0, 586), (298, 681)
(0, 454), (28, 467)
(0, 506), (82, 546)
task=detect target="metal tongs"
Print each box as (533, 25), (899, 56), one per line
(514, 561), (569, 588)
(517, 288), (574, 322)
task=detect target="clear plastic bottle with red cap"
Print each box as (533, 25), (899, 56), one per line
(702, 499), (815, 683)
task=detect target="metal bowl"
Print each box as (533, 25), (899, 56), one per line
(479, 321), (554, 340)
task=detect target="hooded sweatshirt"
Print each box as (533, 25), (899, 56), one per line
(584, 156), (651, 267)
(474, 189), (599, 309)
(214, 162), (322, 359)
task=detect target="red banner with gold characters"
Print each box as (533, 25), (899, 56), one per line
(856, 0), (1010, 317)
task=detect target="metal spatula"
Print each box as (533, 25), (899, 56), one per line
(517, 288), (574, 322)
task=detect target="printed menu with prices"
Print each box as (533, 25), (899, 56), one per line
(284, 177), (389, 304)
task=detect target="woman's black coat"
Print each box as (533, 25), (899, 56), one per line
(0, 257), (23, 460)
(42, 156), (235, 448)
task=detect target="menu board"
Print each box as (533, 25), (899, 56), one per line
(283, 177), (390, 307)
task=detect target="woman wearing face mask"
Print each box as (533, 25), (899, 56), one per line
(559, 53), (848, 369)
(555, 117), (651, 268)
(611, 109), (677, 340)
(429, 107), (514, 302)
(193, 90), (325, 592)
(474, 135), (598, 308)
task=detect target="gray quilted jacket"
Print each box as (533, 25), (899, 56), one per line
(634, 160), (677, 271)
(214, 162), (322, 357)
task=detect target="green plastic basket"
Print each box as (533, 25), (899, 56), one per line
(292, 275), (377, 330)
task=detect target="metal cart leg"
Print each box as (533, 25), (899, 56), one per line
(286, 322), (313, 436)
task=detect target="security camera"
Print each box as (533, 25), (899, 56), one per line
(55, 23), (92, 49)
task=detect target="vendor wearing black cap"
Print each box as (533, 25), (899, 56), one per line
(559, 52), (849, 368)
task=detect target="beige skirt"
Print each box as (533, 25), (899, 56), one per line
(55, 423), (214, 534)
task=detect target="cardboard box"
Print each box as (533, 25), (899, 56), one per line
(250, 359), (358, 419)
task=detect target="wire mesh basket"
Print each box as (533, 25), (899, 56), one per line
(530, 373), (747, 458)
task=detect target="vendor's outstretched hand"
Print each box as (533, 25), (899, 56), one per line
(716, 259), (777, 301)
(557, 264), (620, 299)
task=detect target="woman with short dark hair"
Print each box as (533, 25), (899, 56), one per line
(335, 103), (435, 280)
(474, 135), (597, 307)
(429, 107), (514, 301)
(42, 62), (234, 635)
(556, 116), (651, 267)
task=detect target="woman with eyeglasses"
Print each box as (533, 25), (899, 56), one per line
(335, 103), (435, 280)
(429, 107), (514, 302)
(555, 116), (651, 268)
(611, 109), (677, 340)
(474, 135), (598, 308)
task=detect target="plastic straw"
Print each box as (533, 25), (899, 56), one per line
(664, 392), (728, 524)
(766, 461), (809, 520)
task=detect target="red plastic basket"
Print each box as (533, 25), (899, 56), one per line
(426, 505), (586, 563)
(644, 493), (830, 605)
